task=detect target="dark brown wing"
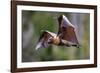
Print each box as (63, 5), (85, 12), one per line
(58, 15), (79, 44)
(35, 31), (56, 50)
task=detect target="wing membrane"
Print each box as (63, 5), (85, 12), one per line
(58, 15), (79, 44)
(35, 31), (56, 50)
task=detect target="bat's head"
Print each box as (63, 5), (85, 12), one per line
(48, 36), (60, 45)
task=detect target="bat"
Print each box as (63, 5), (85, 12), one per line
(35, 15), (79, 50)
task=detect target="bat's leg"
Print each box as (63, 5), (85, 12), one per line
(61, 39), (79, 48)
(72, 44), (80, 48)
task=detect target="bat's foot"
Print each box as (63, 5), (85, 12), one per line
(72, 44), (80, 48)
(76, 45), (80, 48)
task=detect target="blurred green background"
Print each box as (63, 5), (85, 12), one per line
(22, 10), (90, 62)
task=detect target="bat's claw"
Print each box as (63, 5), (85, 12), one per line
(76, 44), (80, 48)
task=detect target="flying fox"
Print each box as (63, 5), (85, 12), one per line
(35, 15), (79, 50)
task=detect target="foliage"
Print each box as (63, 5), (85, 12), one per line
(22, 10), (90, 62)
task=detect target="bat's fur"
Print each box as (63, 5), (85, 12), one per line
(35, 15), (79, 50)
(49, 36), (60, 45)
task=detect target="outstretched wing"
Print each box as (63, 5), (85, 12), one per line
(35, 31), (56, 50)
(58, 15), (79, 45)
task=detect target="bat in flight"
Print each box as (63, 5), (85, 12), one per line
(35, 15), (79, 50)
